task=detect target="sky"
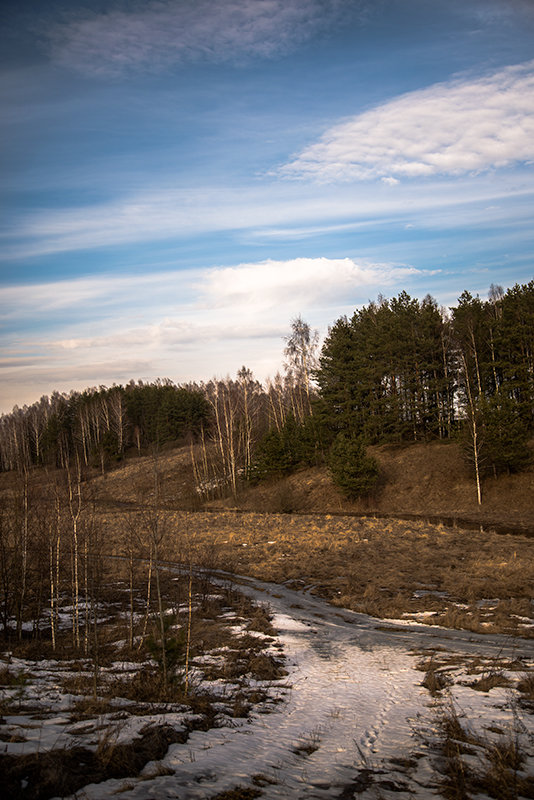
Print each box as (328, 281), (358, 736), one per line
(1, 0), (534, 413)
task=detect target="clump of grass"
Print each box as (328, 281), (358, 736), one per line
(435, 699), (532, 800)
(0, 666), (30, 687)
(247, 603), (276, 635)
(517, 672), (534, 700)
(62, 673), (95, 696)
(471, 732), (528, 800)
(293, 727), (321, 757)
(210, 788), (261, 800)
(418, 657), (452, 696)
(231, 692), (250, 718)
(69, 696), (113, 721)
(468, 670), (512, 692)
(246, 653), (287, 681)
(438, 701), (478, 747)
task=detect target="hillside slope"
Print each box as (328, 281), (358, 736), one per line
(89, 440), (534, 532)
(213, 441), (534, 532)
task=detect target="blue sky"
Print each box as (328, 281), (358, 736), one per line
(1, 0), (534, 412)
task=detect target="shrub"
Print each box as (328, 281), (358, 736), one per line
(328, 433), (379, 499)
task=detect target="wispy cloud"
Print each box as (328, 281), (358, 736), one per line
(45, 0), (348, 76)
(1, 257), (415, 327)
(4, 173), (534, 260)
(0, 271), (194, 323)
(281, 61), (534, 182)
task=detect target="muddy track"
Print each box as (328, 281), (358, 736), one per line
(76, 569), (534, 800)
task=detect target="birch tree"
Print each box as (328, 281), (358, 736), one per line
(284, 316), (319, 420)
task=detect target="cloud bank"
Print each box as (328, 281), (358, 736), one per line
(46, 0), (347, 75)
(281, 61), (534, 182)
(201, 257), (417, 309)
(0, 256), (420, 410)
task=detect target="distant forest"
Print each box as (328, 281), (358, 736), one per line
(1, 281), (533, 501)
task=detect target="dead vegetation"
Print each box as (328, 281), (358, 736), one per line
(435, 700), (534, 800)
(2, 438), (533, 641)
(0, 723), (186, 800)
(413, 649), (534, 800)
(112, 509), (534, 637)
(0, 570), (286, 800)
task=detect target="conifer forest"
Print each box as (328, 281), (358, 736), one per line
(1, 281), (533, 495)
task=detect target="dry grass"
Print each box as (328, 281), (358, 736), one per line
(12, 441), (531, 637)
(0, 570), (286, 798)
(435, 700), (534, 800)
(210, 788), (262, 800)
(518, 672), (534, 699)
(0, 723), (185, 800)
(97, 509), (534, 636)
(418, 657), (452, 696)
(0, 666), (29, 687)
(77, 440), (534, 640)
(468, 671), (512, 692)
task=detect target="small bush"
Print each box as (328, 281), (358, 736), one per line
(328, 433), (380, 499)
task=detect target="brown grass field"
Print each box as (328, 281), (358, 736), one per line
(81, 439), (534, 637)
(93, 508), (533, 637)
(2, 440), (533, 637)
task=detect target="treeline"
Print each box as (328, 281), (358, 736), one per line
(0, 380), (211, 472)
(0, 352), (313, 493)
(318, 284), (534, 444)
(315, 282), (533, 498)
(1, 282), (533, 500)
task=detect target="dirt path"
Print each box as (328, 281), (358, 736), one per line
(75, 573), (534, 800)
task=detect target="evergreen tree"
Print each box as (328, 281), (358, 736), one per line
(479, 394), (531, 475)
(316, 293), (454, 444)
(328, 433), (379, 499)
(250, 413), (323, 481)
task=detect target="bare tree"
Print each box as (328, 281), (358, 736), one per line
(108, 387), (128, 455)
(15, 467), (29, 641)
(460, 352), (483, 506)
(284, 316), (319, 419)
(66, 453), (83, 648)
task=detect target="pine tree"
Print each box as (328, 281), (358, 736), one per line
(328, 433), (379, 499)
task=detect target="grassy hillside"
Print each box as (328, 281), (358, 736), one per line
(3, 439), (532, 530)
(203, 440), (534, 532)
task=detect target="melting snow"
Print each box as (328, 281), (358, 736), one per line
(2, 574), (533, 800)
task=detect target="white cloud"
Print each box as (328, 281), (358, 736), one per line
(0, 256), (420, 411)
(200, 257), (417, 309)
(281, 61), (534, 182)
(1, 257), (415, 326)
(18, 252), (534, 413)
(46, 0), (347, 76)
